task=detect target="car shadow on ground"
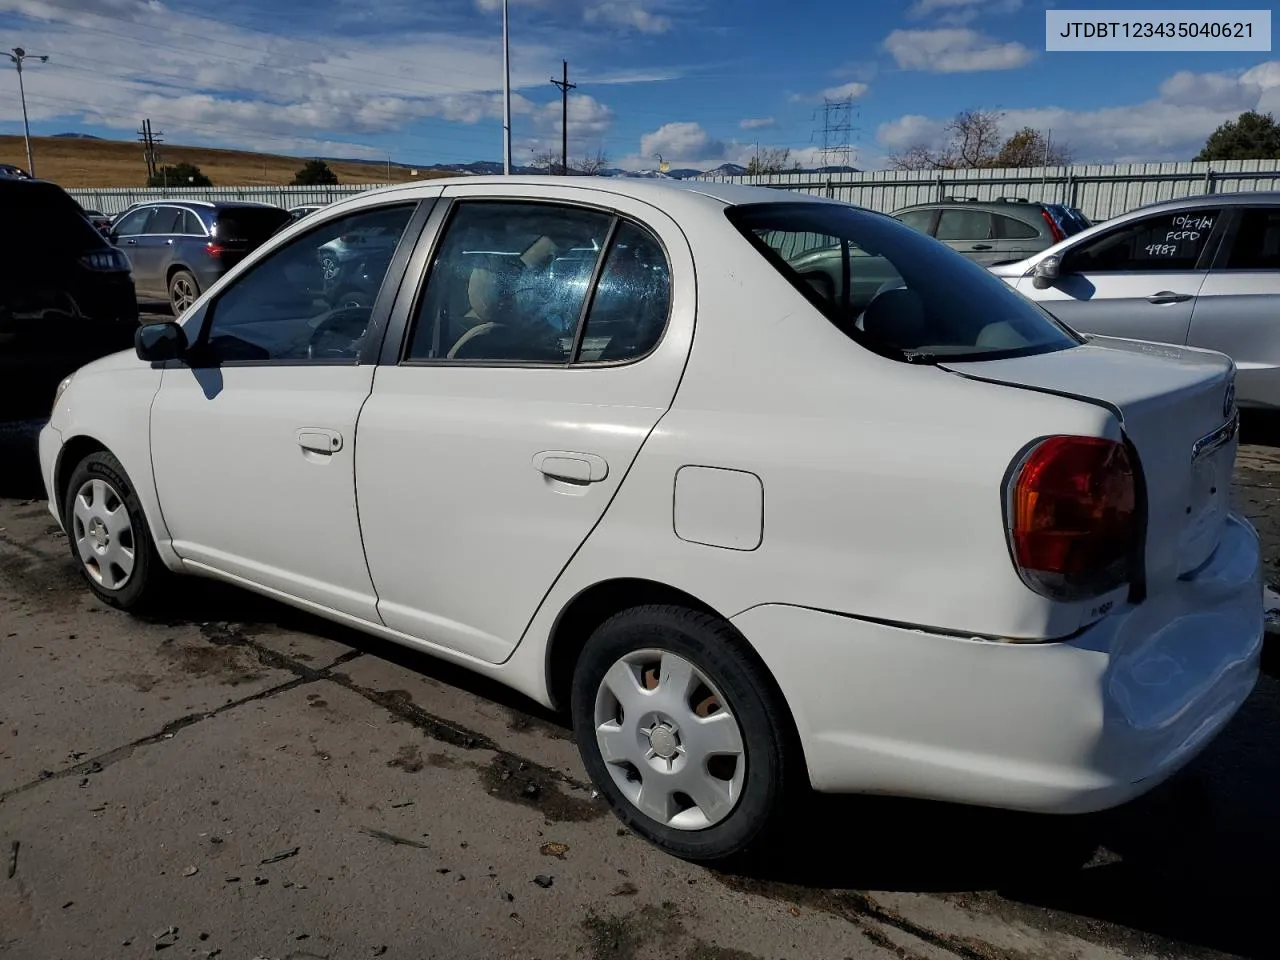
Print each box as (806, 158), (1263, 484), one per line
(153, 577), (1280, 960)
(1240, 409), (1280, 447)
(0, 421), (47, 499)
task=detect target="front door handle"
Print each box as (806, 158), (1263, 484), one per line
(298, 428), (343, 454)
(971, 244), (993, 251)
(533, 450), (608, 484)
(125, 238), (138, 245)
(1147, 291), (1193, 304)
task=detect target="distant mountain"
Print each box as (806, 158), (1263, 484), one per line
(700, 162), (748, 178)
(52, 132), (102, 140)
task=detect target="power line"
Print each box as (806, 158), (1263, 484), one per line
(550, 60), (576, 175)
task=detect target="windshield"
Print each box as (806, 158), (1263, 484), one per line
(727, 202), (1082, 363)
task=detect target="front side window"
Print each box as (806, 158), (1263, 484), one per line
(1223, 208), (1280, 270)
(113, 208), (152, 237)
(407, 202), (612, 362)
(195, 204), (416, 364)
(1066, 209), (1221, 273)
(894, 210), (934, 234)
(935, 209), (993, 241)
(729, 202), (1080, 363)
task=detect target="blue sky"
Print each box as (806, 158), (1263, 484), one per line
(1, 0), (1277, 170)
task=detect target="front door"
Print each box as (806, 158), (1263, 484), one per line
(1016, 207), (1223, 345)
(148, 200), (425, 621)
(355, 188), (691, 663)
(1188, 205), (1280, 407)
(111, 206), (166, 298)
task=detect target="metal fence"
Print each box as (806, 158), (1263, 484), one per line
(66, 184), (388, 216)
(694, 160), (1280, 221)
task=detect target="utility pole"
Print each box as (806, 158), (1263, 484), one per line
(501, 0), (512, 175)
(550, 60), (575, 175)
(8, 47), (48, 177)
(137, 119), (163, 183)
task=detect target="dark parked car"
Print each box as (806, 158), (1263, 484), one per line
(1, 178), (138, 420)
(108, 200), (291, 314)
(77, 206), (113, 235)
(890, 197), (1092, 266)
(0, 163), (32, 179)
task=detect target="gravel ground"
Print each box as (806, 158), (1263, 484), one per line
(1, 418), (1277, 960)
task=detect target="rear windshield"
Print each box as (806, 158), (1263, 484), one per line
(214, 208), (292, 244)
(0, 181), (107, 257)
(727, 202), (1081, 363)
(1045, 204), (1089, 237)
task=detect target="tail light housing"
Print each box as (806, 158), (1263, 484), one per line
(1040, 209), (1066, 243)
(205, 242), (225, 258)
(1007, 435), (1139, 601)
(79, 249), (131, 273)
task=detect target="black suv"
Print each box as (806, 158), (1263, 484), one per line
(109, 200), (291, 314)
(1, 178), (138, 420)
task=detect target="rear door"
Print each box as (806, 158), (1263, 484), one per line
(934, 207), (998, 264)
(1187, 205), (1280, 408)
(1016, 207), (1223, 344)
(355, 186), (692, 663)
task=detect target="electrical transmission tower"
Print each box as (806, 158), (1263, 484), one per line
(818, 98), (856, 171)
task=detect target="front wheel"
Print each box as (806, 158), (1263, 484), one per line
(570, 605), (798, 863)
(63, 451), (169, 610)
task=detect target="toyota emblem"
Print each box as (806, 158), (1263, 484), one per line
(1224, 381), (1237, 419)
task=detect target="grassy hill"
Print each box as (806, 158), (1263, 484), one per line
(0, 135), (451, 188)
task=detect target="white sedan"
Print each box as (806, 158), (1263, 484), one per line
(39, 177), (1263, 863)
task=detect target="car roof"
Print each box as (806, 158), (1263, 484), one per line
(1128, 190), (1280, 213)
(127, 199), (282, 211)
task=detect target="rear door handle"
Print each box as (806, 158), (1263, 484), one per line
(1147, 291), (1193, 304)
(298, 428), (343, 454)
(125, 238), (138, 245)
(971, 244), (993, 250)
(533, 450), (608, 484)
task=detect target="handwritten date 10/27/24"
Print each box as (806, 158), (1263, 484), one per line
(1057, 21), (1254, 40)
(1144, 214), (1215, 259)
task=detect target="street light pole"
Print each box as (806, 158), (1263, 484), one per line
(501, 0), (512, 175)
(8, 47), (49, 178)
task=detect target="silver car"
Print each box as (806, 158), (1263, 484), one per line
(992, 192), (1280, 408)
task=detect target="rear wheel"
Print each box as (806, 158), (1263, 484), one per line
(168, 270), (199, 315)
(63, 451), (168, 610)
(570, 604), (797, 863)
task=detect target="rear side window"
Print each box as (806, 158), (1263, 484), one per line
(1223, 208), (1280, 270)
(1066, 209), (1220, 272)
(578, 222), (671, 362)
(149, 207), (184, 234)
(729, 202), (1080, 363)
(215, 208), (292, 244)
(181, 210), (206, 236)
(995, 214), (1040, 240)
(894, 210), (934, 234)
(935, 209), (992, 241)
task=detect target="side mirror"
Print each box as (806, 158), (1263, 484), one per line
(135, 321), (188, 362)
(1031, 255), (1061, 289)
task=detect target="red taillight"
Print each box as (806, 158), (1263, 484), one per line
(206, 242), (225, 257)
(1009, 435), (1138, 601)
(1041, 209), (1066, 243)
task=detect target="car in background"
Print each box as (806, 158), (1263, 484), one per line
(1, 177), (137, 421)
(79, 207), (113, 235)
(0, 163), (32, 180)
(891, 197), (1091, 266)
(992, 192), (1280, 409)
(287, 204), (325, 224)
(108, 200), (291, 314)
(39, 178), (1261, 864)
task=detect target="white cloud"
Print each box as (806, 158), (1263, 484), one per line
(584, 1), (671, 34)
(874, 61), (1280, 165)
(739, 117), (776, 130)
(638, 121), (726, 165)
(790, 80), (870, 103)
(883, 28), (1034, 72)
(908, 0), (1021, 25)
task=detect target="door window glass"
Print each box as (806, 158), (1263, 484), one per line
(181, 210), (206, 236)
(113, 208), (152, 236)
(576, 221), (671, 362)
(894, 210), (934, 233)
(994, 214), (1040, 240)
(1066, 209), (1220, 272)
(935, 209), (993, 241)
(1224, 208), (1280, 270)
(149, 207), (184, 234)
(406, 201), (612, 362)
(197, 204), (416, 364)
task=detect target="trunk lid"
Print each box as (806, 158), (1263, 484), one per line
(941, 336), (1238, 593)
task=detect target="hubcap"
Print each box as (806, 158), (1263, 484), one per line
(593, 648), (746, 831)
(173, 278), (195, 312)
(71, 478), (136, 591)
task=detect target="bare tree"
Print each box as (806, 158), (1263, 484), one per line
(887, 144), (943, 171)
(946, 109), (1004, 168)
(531, 149), (565, 175)
(746, 146), (798, 175)
(574, 148), (610, 175)
(994, 127), (1073, 167)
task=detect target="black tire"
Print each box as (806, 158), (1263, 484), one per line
(63, 450), (169, 610)
(570, 604), (798, 863)
(168, 269), (200, 315)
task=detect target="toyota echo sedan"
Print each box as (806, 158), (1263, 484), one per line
(39, 178), (1262, 863)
